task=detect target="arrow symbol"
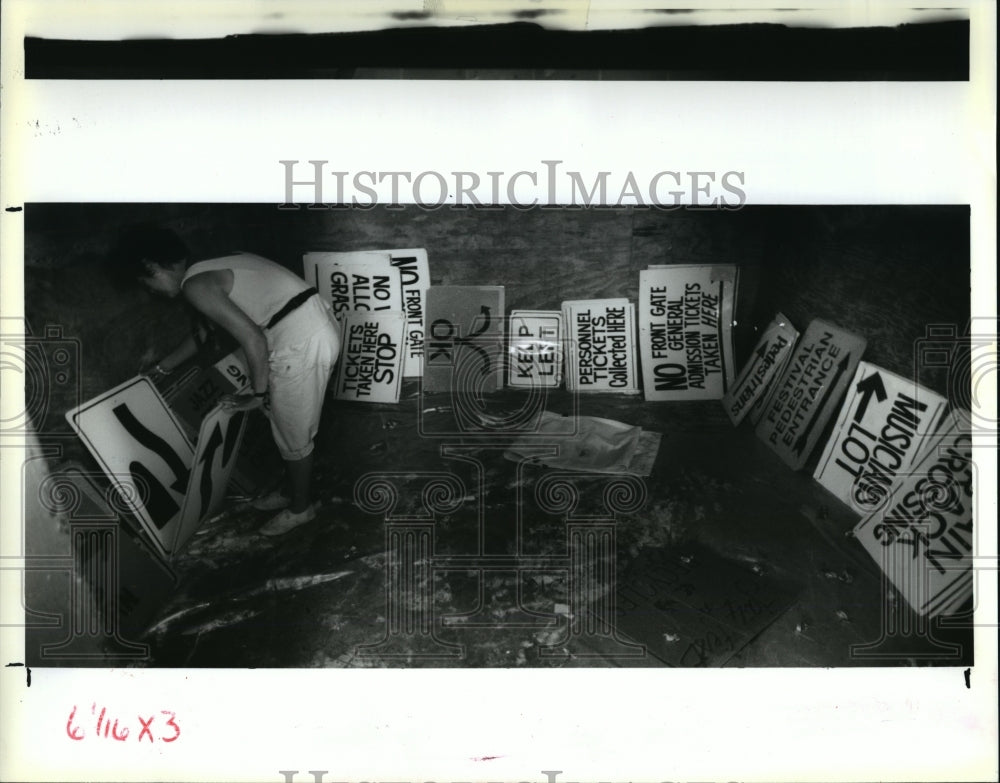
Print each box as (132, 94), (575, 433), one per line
(853, 371), (887, 423)
(113, 403), (190, 493)
(455, 306), (494, 376)
(793, 353), (852, 457)
(468, 306), (492, 338)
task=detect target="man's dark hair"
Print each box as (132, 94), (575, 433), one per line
(106, 223), (189, 283)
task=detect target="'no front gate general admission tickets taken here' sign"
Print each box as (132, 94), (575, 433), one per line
(755, 318), (867, 470)
(638, 264), (738, 401)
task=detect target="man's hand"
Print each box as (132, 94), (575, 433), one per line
(219, 393), (264, 412)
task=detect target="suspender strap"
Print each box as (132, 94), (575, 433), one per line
(265, 287), (318, 330)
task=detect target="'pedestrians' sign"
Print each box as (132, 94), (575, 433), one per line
(723, 313), (798, 425)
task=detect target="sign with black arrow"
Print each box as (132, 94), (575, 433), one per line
(755, 319), (866, 470)
(813, 362), (948, 515)
(722, 312), (799, 425)
(66, 376), (195, 558)
(562, 298), (639, 394)
(171, 404), (249, 555)
(423, 286), (506, 393)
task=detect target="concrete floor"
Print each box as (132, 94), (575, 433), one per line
(138, 383), (973, 668)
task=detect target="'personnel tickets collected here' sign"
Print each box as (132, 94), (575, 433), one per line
(755, 318), (866, 470)
(853, 417), (973, 617)
(562, 298), (639, 394)
(66, 376), (195, 559)
(722, 313), (799, 425)
(638, 264), (738, 401)
(508, 310), (563, 389)
(333, 311), (407, 403)
(424, 286), (506, 393)
(813, 362), (948, 515)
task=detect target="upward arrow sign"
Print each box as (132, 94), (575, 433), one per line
(793, 353), (852, 457)
(853, 371), (888, 423)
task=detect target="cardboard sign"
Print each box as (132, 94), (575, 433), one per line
(387, 249), (430, 378)
(638, 265), (738, 401)
(723, 313), (799, 425)
(333, 311), (407, 403)
(507, 310), (563, 389)
(746, 342), (796, 427)
(66, 376), (195, 558)
(172, 406), (249, 554)
(165, 351), (250, 433)
(755, 319), (866, 470)
(423, 286), (505, 393)
(853, 418), (973, 617)
(562, 298), (639, 394)
(306, 251), (404, 320)
(814, 362), (949, 515)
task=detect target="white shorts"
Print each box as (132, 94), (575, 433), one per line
(266, 311), (341, 461)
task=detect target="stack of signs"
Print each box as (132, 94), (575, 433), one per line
(562, 298), (639, 394)
(813, 362), (949, 516)
(423, 286), (506, 393)
(507, 310), (563, 389)
(638, 264), (738, 401)
(755, 319), (866, 470)
(165, 350), (251, 434)
(66, 376), (248, 559)
(853, 416), (973, 617)
(332, 311), (407, 403)
(306, 249), (429, 377)
(172, 405), (248, 553)
(722, 313), (799, 425)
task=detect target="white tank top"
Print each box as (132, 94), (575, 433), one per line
(182, 252), (334, 349)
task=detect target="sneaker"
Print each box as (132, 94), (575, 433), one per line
(251, 490), (290, 511)
(260, 506), (316, 536)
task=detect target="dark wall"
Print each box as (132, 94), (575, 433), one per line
(24, 203), (969, 416)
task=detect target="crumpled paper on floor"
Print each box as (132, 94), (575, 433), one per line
(503, 411), (661, 476)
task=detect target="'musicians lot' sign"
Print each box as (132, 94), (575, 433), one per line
(333, 311), (407, 403)
(853, 417), (973, 617)
(722, 313), (798, 425)
(638, 264), (738, 401)
(562, 298), (639, 394)
(756, 319), (866, 470)
(813, 362), (948, 515)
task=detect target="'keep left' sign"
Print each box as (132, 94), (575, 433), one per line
(813, 362), (948, 515)
(638, 265), (738, 401)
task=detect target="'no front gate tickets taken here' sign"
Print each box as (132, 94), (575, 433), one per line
(333, 311), (407, 403)
(853, 416), (973, 617)
(508, 310), (563, 389)
(562, 298), (639, 394)
(755, 318), (866, 470)
(722, 313), (798, 425)
(638, 264), (738, 401)
(813, 362), (949, 516)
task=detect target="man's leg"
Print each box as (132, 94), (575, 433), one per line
(286, 453), (314, 514)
